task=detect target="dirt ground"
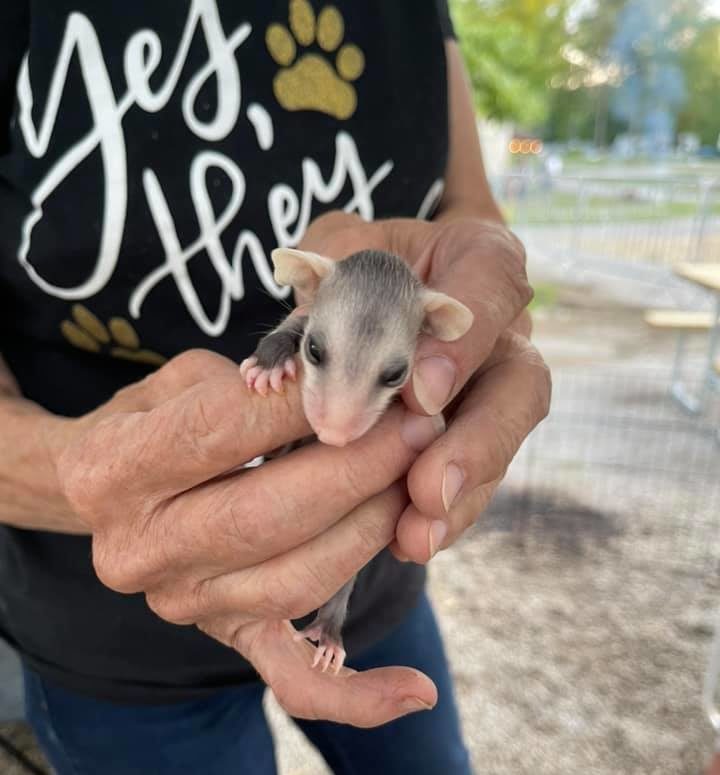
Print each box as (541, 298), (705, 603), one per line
(2, 304), (719, 775)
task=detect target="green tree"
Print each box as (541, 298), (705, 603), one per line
(545, 0), (628, 145)
(546, 0), (711, 145)
(677, 16), (720, 145)
(450, 0), (571, 126)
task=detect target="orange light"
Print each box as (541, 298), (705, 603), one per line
(509, 139), (521, 153)
(531, 140), (544, 154)
(520, 140), (532, 154)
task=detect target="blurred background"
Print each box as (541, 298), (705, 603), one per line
(261, 2), (720, 773)
(436, 1), (720, 773)
(2, 1), (720, 773)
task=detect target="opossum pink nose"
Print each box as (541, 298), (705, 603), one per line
(315, 427), (356, 447)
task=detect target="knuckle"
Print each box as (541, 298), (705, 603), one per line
(91, 520), (163, 595)
(521, 349), (553, 421)
(506, 264), (533, 311)
(165, 349), (218, 382)
(92, 532), (142, 594)
(171, 348), (212, 370)
(145, 588), (194, 625)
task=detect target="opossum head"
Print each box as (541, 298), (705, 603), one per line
(271, 248), (473, 447)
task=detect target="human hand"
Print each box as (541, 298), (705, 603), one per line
(56, 350), (443, 725)
(300, 211), (552, 562)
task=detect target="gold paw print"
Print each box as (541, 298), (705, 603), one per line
(61, 305), (167, 367)
(266, 0), (365, 120)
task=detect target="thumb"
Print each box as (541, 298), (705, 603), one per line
(215, 619), (438, 728)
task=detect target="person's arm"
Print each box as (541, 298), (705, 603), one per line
(434, 41), (504, 225)
(0, 355), (84, 532)
(436, 41), (532, 339)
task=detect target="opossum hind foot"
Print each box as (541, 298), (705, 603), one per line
(293, 623), (347, 674)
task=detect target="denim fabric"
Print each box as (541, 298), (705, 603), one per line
(24, 593), (473, 775)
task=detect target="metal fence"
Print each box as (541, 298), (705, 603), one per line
(485, 363), (720, 574)
(493, 173), (720, 268)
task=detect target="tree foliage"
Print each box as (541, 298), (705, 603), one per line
(677, 16), (720, 144)
(450, 0), (571, 126)
(452, 0), (720, 144)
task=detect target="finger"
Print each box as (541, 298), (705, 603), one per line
(150, 409), (441, 578)
(200, 618), (437, 728)
(160, 484), (407, 623)
(391, 479), (501, 563)
(396, 334), (551, 563)
(402, 221), (533, 415)
(91, 403), (439, 598)
(65, 373), (311, 509)
(93, 349), (241, 415)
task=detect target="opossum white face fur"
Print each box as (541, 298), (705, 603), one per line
(272, 248), (474, 447)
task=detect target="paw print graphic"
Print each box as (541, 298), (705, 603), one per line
(61, 305), (167, 367)
(266, 0), (365, 120)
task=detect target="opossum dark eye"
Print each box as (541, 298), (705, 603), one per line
(380, 363), (408, 388)
(305, 335), (325, 366)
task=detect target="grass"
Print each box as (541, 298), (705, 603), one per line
(501, 191), (720, 225)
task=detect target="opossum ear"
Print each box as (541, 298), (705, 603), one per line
(420, 289), (474, 342)
(271, 248), (336, 298)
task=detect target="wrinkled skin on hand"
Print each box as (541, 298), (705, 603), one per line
(56, 349), (442, 727)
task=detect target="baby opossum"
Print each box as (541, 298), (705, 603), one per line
(239, 247), (473, 672)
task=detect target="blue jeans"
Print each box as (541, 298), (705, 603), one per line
(24, 593), (472, 775)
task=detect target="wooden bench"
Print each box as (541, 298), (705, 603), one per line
(643, 310), (715, 330)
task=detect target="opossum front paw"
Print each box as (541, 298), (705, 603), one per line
(293, 623), (347, 674)
(239, 356), (297, 396)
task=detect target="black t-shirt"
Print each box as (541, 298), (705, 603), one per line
(0, 0), (454, 702)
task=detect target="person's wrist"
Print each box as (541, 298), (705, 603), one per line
(0, 395), (89, 533)
(41, 413), (92, 533)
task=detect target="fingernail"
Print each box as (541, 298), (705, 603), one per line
(401, 412), (445, 451)
(442, 463), (465, 512)
(428, 520), (447, 558)
(413, 356), (457, 415)
(401, 697), (435, 713)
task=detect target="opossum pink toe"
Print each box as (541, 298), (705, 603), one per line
(285, 359), (297, 380)
(245, 365), (261, 385)
(312, 646), (325, 668)
(334, 649), (346, 675)
(270, 367), (286, 393)
(321, 648), (334, 673)
(239, 356), (257, 379)
(254, 371), (270, 396)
